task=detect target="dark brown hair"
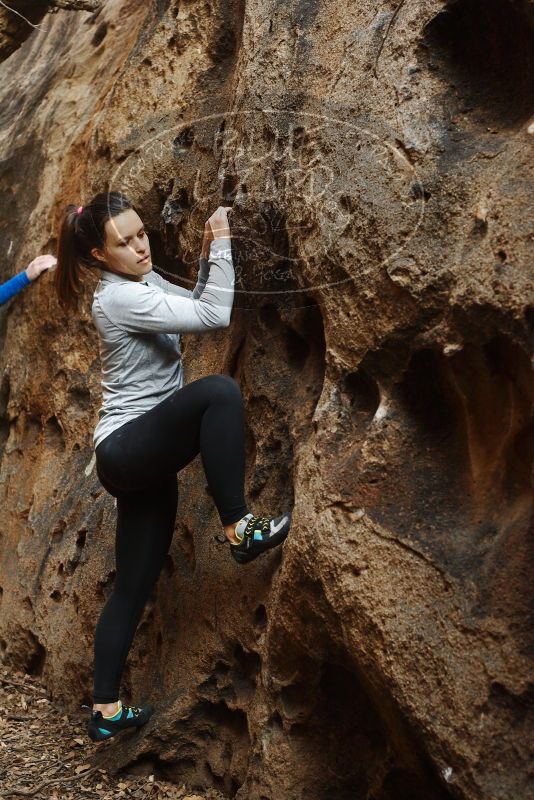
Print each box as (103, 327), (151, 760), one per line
(54, 191), (135, 312)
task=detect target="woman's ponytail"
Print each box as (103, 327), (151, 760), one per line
(55, 204), (85, 312)
(54, 192), (134, 313)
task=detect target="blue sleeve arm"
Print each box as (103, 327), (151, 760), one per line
(0, 270), (31, 306)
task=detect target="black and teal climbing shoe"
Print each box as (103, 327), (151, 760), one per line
(81, 700), (154, 742)
(215, 511), (292, 565)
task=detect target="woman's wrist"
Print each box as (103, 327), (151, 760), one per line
(210, 238), (232, 260)
(201, 236), (231, 258)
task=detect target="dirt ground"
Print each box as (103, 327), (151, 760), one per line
(0, 664), (225, 799)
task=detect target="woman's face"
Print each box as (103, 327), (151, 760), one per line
(92, 208), (152, 279)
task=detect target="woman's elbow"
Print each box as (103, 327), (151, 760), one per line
(197, 311), (231, 330)
(217, 311), (231, 329)
(212, 303), (232, 329)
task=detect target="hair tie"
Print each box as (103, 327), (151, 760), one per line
(76, 206), (83, 215)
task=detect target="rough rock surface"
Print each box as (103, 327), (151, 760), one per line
(0, 1), (532, 799)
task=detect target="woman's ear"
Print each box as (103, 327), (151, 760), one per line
(91, 247), (106, 264)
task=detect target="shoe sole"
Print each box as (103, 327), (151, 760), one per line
(88, 725), (145, 742)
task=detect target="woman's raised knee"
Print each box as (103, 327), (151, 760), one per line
(206, 373), (242, 403)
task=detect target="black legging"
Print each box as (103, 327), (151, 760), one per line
(92, 374), (249, 703)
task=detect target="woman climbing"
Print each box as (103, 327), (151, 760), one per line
(0, 255), (56, 306)
(53, 191), (292, 742)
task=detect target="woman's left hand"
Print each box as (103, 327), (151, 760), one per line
(25, 254), (57, 281)
(200, 206), (233, 258)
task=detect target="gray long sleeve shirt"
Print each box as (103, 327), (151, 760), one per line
(91, 237), (234, 449)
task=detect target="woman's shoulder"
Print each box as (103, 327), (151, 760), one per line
(94, 276), (155, 301)
(92, 277), (163, 331)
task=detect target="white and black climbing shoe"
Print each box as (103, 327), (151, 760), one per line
(215, 511), (292, 565)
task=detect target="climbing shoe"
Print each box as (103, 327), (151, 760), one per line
(215, 511), (292, 565)
(81, 700), (155, 742)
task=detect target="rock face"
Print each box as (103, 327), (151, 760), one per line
(0, 1), (532, 798)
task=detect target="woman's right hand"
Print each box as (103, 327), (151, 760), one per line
(201, 206), (232, 257)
